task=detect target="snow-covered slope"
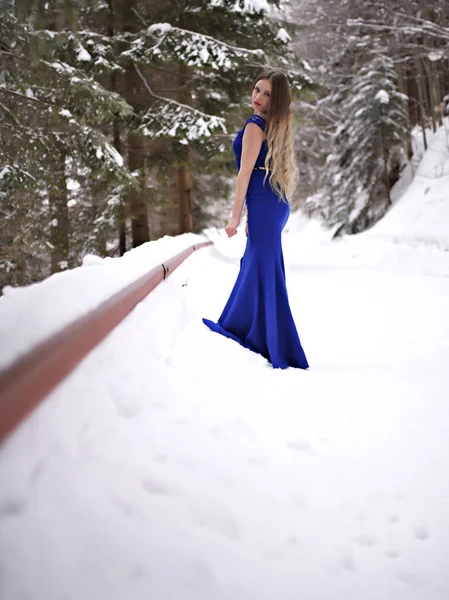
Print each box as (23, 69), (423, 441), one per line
(1, 123), (449, 600)
(0, 233), (205, 371)
(367, 120), (449, 250)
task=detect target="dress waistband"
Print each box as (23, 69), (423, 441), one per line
(253, 166), (266, 170)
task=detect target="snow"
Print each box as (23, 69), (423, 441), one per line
(199, 46), (210, 63)
(375, 89), (390, 104)
(47, 61), (76, 75)
(148, 23), (172, 36)
(276, 27), (291, 43)
(1, 124), (449, 599)
(0, 166), (10, 180)
(0, 233), (205, 371)
(66, 178), (80, 190)
(239, 0), (270, 12)
(428, 50), (444, 62)
(366, 120), (449, 251)
(76, 44), (92, 62)
(301, 57), (312, 71)
(129, 22), (264, 74)
(208, 0), (270, 12)
(82, 254), (105, 267)
(105, 143), (124, 167)
(141, 104), (226, 140)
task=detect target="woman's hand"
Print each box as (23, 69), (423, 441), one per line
(225, 217), (240, 238)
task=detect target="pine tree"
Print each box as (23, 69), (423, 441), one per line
(291, 0), (449, 230)
(324, 55), (409, 235)
(1, 0), (314, 288)
(117, 0), (314, 239)
(0, 0), (134, 284)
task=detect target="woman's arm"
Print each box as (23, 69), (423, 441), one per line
(225, 123), (264, 238)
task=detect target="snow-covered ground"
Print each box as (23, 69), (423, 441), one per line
(1, 123), (449, 600)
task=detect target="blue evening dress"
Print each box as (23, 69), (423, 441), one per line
(202, 114), (309, 370)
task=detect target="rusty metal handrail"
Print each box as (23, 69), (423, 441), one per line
(0, 240), (212, 444)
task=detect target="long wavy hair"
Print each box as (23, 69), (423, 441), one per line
(251, 69), (298, 201)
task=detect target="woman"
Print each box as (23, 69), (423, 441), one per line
(203, 69), (309, 370)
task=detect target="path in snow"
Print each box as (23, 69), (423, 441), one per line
(1, 233), (449, 600)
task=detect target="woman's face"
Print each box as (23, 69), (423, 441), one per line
(252, 79), (271, 115)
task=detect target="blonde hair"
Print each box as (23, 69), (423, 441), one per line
(252, 70), (298, 200)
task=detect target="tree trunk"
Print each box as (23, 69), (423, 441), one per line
(122, 0), (150, 247)
(380, 130), (391, 206)
(415, 56), (428, 151)
(49, 151), (69, 273)
(119, 221), (126, 255)
(129, 134), (150, 246)
(422, 57), (437, 133)
(396, 62), (413, 159)
(178, 165), (193, 233)
(111, 78), (127, 255)
(175, 52), (194, 233)
(433, 60), (443, 127)
(108, 0), (127, 255)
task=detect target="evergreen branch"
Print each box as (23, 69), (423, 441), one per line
(367, 5), (449, 40)
(133, 63), (171, 103)
(0, 49), (27, 60)
(134, 63), (226, 140)
(0, 87), (50, 106)
(131, 7), (148, 27)
(0, 101), (21, 127)
(133, 63), (215, 120)
(346, 18), (449, 43)
(123, 23), (265, 71)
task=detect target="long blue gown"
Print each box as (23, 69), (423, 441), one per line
(203, 114), (309, 370)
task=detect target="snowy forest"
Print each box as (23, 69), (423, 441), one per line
(1, 0), (448, 288)
(2, 2), (449, 597)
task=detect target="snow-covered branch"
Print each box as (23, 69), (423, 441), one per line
(138, 100), (227, 141)
(122, 23), (265, 71)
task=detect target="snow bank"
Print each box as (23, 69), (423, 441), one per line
(0, 233), (206, 371)
(1, 228), (449, 599)
(368, 120), (449, 251)
(1, 120), (449, 600)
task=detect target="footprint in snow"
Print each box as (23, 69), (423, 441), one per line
(142, 477), (173, 496)
(389, 514), (400, 524)
(194, 511), (241, 542)
(128, 564), (146, 581)
(115, 401), (141, 418)
(339, 554), (357, 571)
(413, 526), (430, 541)
(318, 436), (331, 444)
(113, 496), (137, 518)
(248, 455), (269, 466)
(30, 460), (46, 485)
(286, 440), (315, 455)
(152, 401), (166, 410)
(367, 492), (382, 503)
(356, 534), (377, 547)
(0, 496), (25, 517)
(397, 571), (426, 586)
